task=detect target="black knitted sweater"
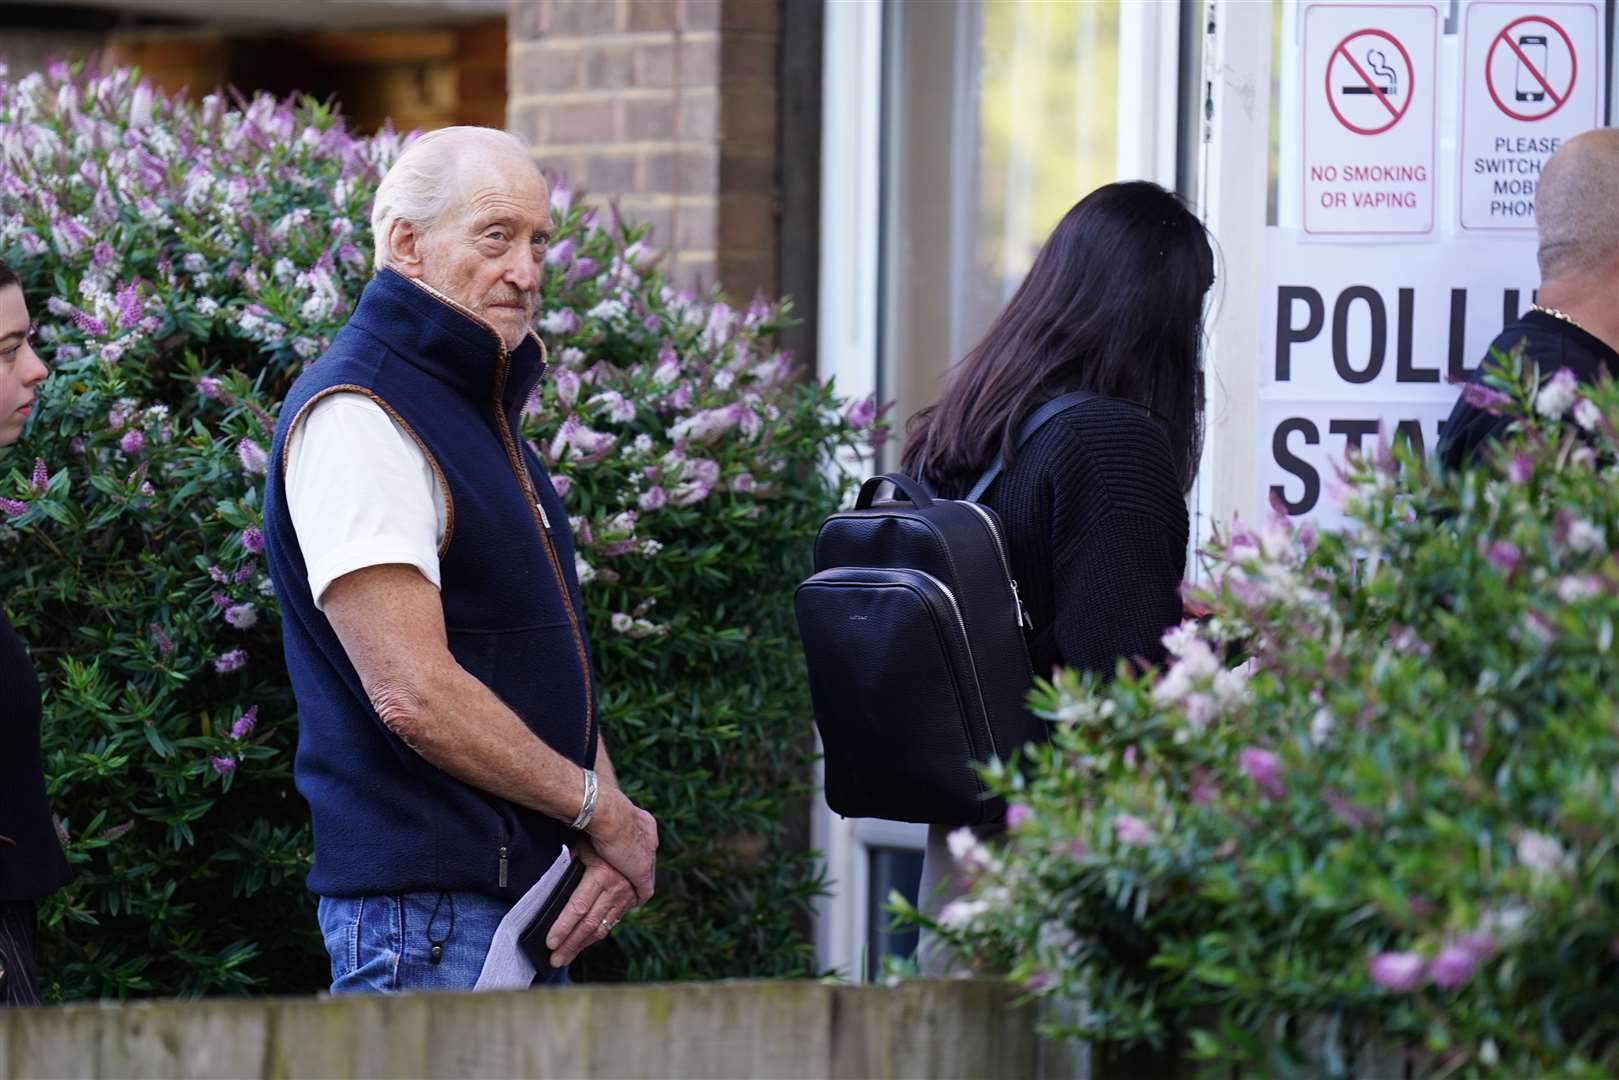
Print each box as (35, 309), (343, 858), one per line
(934, 396), (1189, 681)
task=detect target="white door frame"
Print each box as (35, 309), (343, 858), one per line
(1190, 0), (1275, 557)
(811, 0), (1192, 981)
(813, 0), (888, 981)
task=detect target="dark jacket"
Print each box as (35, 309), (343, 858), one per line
(935, 396), (1189, 679)
(262, 269), (598, 900)
(0, 607), (72, 901)
(1438, 310), (1619, 470)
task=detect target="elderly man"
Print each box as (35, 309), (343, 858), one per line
(263, 126), (657, 993)
(1439, 128), (1619, 467)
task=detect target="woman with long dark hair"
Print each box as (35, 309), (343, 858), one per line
(904, 181), (1214, 972)
(0, 257), (70, 1005)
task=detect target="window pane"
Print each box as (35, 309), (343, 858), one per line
(865, 846), (924, 980)
(881, 0), (1121, 462)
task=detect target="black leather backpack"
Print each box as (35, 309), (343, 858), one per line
(795, 391), (1095, 825)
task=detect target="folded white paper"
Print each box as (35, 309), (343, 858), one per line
(473, 846), (573, 991)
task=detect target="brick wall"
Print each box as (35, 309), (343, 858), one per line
(508, 0), (781, 300)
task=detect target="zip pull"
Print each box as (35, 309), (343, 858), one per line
(498, 845), (509, 889)
(535, 500), (551, 529)
(1011, 579), (1033, 630)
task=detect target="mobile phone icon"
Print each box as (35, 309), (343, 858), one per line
(1515, 35), (1548, 101)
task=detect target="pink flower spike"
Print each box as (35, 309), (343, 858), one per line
(1427, 943), (1479, 989)
(119, 429), (145, 455)
(1005, 803), (1033, 829)
(842, 396), (878, 429)
(1459, 382), (1513, 414)
(197, 376), (224, 400)
(213, 648), (248, 673)
(1238, 746), (1287, 799)
(0, 497), (28, 518)
(115, 282), (142, 329)
(237, 438), (268, 476)
(230, 706), (259, 740)
(150, 623), (174, 657)
(240, 526), (265, 554)
(1484, 540), (1521, 575)
(210, 755), (237, 776)
(31, 458), (48, 496)
(1367, 951), (1426, 992)
(1113, 814), (1155, 847)
(1507, 453), (1533, 486)
(70, 308), (107, 337)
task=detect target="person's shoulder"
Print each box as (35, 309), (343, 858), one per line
(1014, 395), (1183, 513)
(1487, 313), (1594, 370)
(1027, 395), (1175, 467)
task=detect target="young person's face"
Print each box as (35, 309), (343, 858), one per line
(0, 285), (47, 447)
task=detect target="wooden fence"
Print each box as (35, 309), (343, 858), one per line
(1, 978), (1067, 1080)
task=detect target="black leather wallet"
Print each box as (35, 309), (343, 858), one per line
(517, 857), (587, 971)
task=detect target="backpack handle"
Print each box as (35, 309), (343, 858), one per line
(856, 472), (936, 509)
(965, 391), (1098, 503)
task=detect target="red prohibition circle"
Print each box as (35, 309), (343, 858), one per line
(1485, 15), (1576, 122)
(1325, 29), (1415, 136)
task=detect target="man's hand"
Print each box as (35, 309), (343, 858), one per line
(545, 840), (638, 967)
(585, 784), (658, 903)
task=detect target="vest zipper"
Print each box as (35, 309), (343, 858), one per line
(491, 346), (595, 755)
(394, 275), (595, 758)
(499, 845), (509, 889)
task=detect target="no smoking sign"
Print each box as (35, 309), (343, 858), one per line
(1459, 1), (1605, 231)
(1326, 29), (1414, 136)
(1302, 4), (1439, 235)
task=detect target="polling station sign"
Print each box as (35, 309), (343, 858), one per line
(1302, 3), (1440, 235)
(1458, 1), (1606, 230)
(1259, 229), (1538, 527)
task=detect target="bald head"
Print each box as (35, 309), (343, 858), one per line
(1536, 128), (1619, 282)
(371, 126), (539, 270)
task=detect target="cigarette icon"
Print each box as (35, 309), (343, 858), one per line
(1342, 48), (1400, 97)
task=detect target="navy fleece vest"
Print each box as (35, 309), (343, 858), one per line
(263, 268), (598, 900)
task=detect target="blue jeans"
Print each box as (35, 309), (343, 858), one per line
(317, 892), (570, 994)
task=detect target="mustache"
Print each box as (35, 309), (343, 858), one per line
(484, 289), (534, 311)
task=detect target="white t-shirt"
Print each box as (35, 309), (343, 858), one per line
(285, 392), (445, 610)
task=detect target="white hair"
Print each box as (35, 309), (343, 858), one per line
(1536, 128), (1619, 281)
(371, 126), (533, 270)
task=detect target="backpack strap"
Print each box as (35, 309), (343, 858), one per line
(964, 391), (1097, 503)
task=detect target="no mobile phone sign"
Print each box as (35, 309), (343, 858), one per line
(1302, 4), (1439, 236)
(1458, 1), (1605, 231)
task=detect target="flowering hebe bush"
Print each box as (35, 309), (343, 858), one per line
(0, 62), (870, 997)
(929, 351), (1619, 1076)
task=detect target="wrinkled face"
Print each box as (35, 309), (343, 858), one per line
(413, 152), (553, 351)
(0, 285), (48, 447)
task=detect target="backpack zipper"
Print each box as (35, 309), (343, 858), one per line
(957, 501), (1033, 629)
(910, 569), (1000, 761)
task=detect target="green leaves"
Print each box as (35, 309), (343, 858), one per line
(3, 64), (870, 998)
(947, 351), (1619, 1075)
